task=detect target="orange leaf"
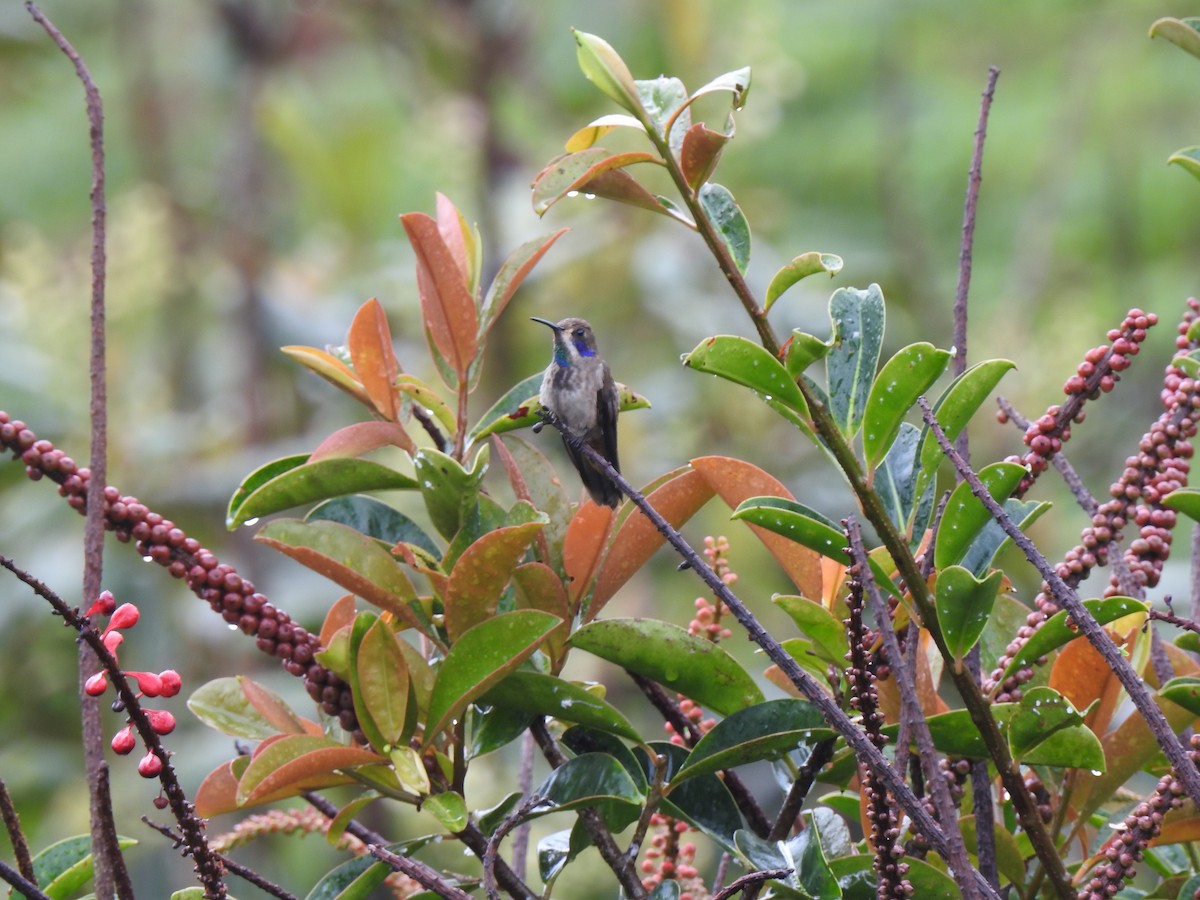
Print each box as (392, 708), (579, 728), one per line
(239, 736), (384, 806)
(239, 677), (307, 735)
(399, 212), (479, 380)
(281, 345), (371, 409)
(591, 467), (715, 616)
(320, 594), (357, 648)
(1049, 636), (1123, 738)
(444, 522), (545, 641)
(309, 421), (416, 461)
(347, 298), (400, 420)
(194, 761), (242, 817)
(690, 456), (822, 598)
(513, 561), (572, 671)
(680, 122), (729, 190)
(490, 435), (551, 564)
(563, 502), (615, 612)
(436, 192), (471, 286)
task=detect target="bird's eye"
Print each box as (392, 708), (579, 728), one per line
(573, 329), (585, 338)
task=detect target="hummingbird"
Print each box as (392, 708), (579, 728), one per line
(531, 316), (622, 508)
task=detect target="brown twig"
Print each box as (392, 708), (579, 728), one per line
(143, 818), (297, 900)
(483, 793), (548, 900)
(919, 396), (1200, 811)
(712, 868), (793, 900)
(0, 858), (50, 900)
(0, 779), (35, 887)
(368, 844), (473, 900)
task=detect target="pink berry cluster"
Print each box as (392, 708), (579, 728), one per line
(1077, 735), (1199, 899)
(1000, 309), (1156, 498)
(639, 813), (702, 898)
(687, 535), (735, 644)
(986, 301), (1199, 701)
(0, 412), (364, 743)
(81, 590), (181, 778)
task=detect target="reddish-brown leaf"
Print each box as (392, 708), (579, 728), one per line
(563, 502), (615, 612)
(690, 455), (822, 598)
(399, 212), (479, 379)
(320, 594), (358, 648)
(445, 522), (545, 641)
(591, 468), (714, 616)
(240, 677), (306, 735)
(680, 122), (729, 191)
(435, 192), (471, 286)
(347, 298), (400, 420)
(239, 736), (384, 806)
(309, 421), (415, 461)
(281, 345), (371, 409)
(513, 561), (572, 671)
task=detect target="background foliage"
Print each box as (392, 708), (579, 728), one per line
(2, 2), (1200, 896)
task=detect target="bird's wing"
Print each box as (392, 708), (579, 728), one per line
(596, 368), (620, 473)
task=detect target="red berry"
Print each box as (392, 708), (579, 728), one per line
(84, 672), (109, 696)
(137, 751), (163, 778)
(111, 726), (136, 755)
(130, 671), (162, 697)
(106, 603), (140, 632)
(146, 709), (176, 735)
(157, 670), (182, 697)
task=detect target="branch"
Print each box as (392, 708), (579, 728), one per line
(536, 410), (1002, 900)
(143, 818), (297, 900)
(712, 868), (793, 900)
(368, 844), (473, 900)
(483, 793), (548, 900)
(0, 858), (51, 900)
(0, 779), (35, 886)
(918, 397), (1200, 811)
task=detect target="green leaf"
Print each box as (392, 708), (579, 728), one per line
(671, 699), (833, 788)
(467, 702), (534, 759)
(571, 29), (644, 116)
(1168, 147), (1200, 182)
(914, 359), (1016, 499)
(829, 855), (960, 900)
(1008, 686), (1092, 761)
(537, 830), (574, 884)
(873, 422), (929, 538)
(682, 334), (808, 418)
(998, 596), (1147, 683)
(423, 791), (468, 833)
(764, 253), (844, 312)
(933, 462), (1026, 569)
(734, 812), (840, 899)
(783, 330), (833, 380)
(1150, 17), (1200, 60)
(570, 618), (764, 716)
(934, 566), (1004, 667)
(424, 610), (562, 744)
(227, 455), (417, 530)
(698, 183), (751, 273)
(494, 435), (572, 573)
(255, 518), (423, 630)
(444, 521), (546, 641)
(188, 676), (302, 740)
(1163, 486), (1200, 523)
(649, 881), (683, 900)
(825, 285), (886, 439)
(304, 839), (440, 900)
(731, 497), (896, 591)
(533, 752), (644, 827)
(414, 446), (488, 541)
(481, 671), (640, 742)
(1159, 676), (1200, 716)
(774, 595), (848, 665)
(306, 495), (440, 559)
(354, 617), (412, 747)
(644, 742), (743, 853)
(33, 835), (137, 900)
(636, 75), (690, 150)
(960, 498), (1050, 577)
(236, 735), (383, 807)
(862, 342), (951, 470)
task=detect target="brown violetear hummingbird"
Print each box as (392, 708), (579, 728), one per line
(531, 316), (622, 508)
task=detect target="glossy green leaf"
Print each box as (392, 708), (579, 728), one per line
(934, 566), (1004, 667)
(783, 330), (833, 381)
(636, 75), (690, 149)
(1008, 686), (1092, 761)
(682, 334), (808, 417)
(444, 521), (545, 641)
(934, 462), (1025, 569)
(424, 610), (562, 744)
(570, 618), (763, 716)
(1168, 147), (1200, 182)
(960, 498), (1050, 577)
(1159, 676), (1200, 715)
(533, 752), (644, 823)
(571, 28), (644, 116)
(467, 702), (534, 759)
(1174, 350), (1200, 378)
(414, 446), (488, 541)
(649, 881), (682, 900)
(873, 422), (928, 538)
(671, 699), (833, 787)
(1150, 17), (1200, 60)
(394, 373), (456, 434)
(1163, 486), (1200, 523)
(698, 183), (750, 273)
(765, 252), (845, 312)
(531, 148), (662, 216)
(423, 791), (468, 833)
(306, 495), (439, 559)
(732, 497), (896, 591)
(774, 595), (847, 665)
(537, 830), (574, 884)
(829, 855), (960, 900)
(188, 676), (301, 740)
(734, 812), (839, 899)
(998, 596), (1147, 683)
(227, 455), (417, 530)
(481, 670), (640, 741)
(355, 617), (412, 747)
(667, 65), (752, 140)
(643, 742), (742, 852)
(33, 835), (137, 900)
(304, 839), (440, 900)
(914, 358), (1016, 498)
(825, 284), (885, 439)
(862, 342), (951, 470)
(494, 435), (571, 572)
(255, 518), (423, 629)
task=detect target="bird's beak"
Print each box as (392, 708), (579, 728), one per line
(530, 316), (561, 331)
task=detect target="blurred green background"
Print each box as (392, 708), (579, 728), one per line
(1, 1), (1199, 896)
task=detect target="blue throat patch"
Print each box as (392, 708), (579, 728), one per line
(553, 343), (570, 367)
(572, 339), (596, 358)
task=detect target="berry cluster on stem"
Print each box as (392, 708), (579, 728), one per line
(0, 411), (364, 743)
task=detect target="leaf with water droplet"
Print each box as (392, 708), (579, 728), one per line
(934, 565), (1004, 669)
